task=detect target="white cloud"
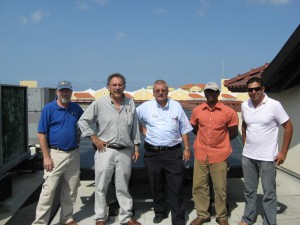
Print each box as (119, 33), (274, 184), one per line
(115, 32), (126, 39)
(19, 10), (49, 26)
(247, 0), (291, 5)
(77, 0), (90, 10)
(152, 8), (166, 16)
(31, 10), (49, 23)
(76, 0), (107, 10)
(93, 0), (108, 5)
(19, 16), (28, 26)
(196, 0), (210, 17)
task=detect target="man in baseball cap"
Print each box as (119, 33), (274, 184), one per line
(189, 81), (238, 225)
(32, 79), (83, 225)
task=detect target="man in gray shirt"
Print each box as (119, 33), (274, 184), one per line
(78, 73), (141, 225)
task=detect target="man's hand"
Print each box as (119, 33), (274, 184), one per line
(183, 149), (191, 163)
(275, 151), (287, 166)
(92, 136), (107, 152)
(44, 157), (54, 172)
(132, 150), (140, 162)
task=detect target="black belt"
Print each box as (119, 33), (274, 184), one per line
(49, 146), (78, 151)
(106, 144), (126, 150)
(145, 141), (181, 152)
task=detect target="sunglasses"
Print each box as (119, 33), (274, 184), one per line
(247, 87), (262, 92)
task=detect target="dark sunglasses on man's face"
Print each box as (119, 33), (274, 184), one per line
(247, 87), (262, 92)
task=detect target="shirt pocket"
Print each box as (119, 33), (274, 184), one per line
(120, 111), (134, 127)
(126, 112), (134, 126)
(170, 116), (179, 131)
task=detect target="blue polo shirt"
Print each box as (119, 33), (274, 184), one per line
(38, 99), (84, 151)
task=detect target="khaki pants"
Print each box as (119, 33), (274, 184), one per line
(192, 159), (228, 220)
(32, 149), (80, 225)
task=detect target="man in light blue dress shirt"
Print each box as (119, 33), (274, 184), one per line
(136, 80), (193, 225)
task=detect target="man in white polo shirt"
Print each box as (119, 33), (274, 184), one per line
(239, 77), (293, 225)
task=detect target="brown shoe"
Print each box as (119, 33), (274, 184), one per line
(96, 221), (106, 225)
(217, 219), (229, 225)
(125, 218), (141, 225)
(190, 217), (211, 225)
(66, 221), (77, 225)
(238, 221), (248, 225)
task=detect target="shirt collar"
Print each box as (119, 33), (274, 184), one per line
(203, 101), (221, 110)
(109, 94), (125, 105)
(250, 93), (268, 108)
(55, 98), (70, 109)
(155, 99), (169, 109)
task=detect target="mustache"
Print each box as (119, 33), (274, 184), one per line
(60, 97), (70, 103)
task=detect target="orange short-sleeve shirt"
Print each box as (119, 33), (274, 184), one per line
(190, 102), (239, 164)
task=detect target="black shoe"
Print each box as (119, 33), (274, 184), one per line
(153, 215), (168, 224)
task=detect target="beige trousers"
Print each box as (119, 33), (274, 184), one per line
(32, 148), (80, 225)
(192, 159), (228, 220)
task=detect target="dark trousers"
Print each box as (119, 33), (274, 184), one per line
(144, 144), (185, 225)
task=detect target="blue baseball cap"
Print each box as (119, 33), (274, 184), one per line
(56, 80), (72, 90)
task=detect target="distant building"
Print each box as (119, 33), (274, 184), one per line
(94, 87), (109, 99)
(188, 93), (205, 100)
(168, 88), (190, 100)
(20, 80), (37, 88)
(133, 88), (153, 100)
(179, 84), (205, 93)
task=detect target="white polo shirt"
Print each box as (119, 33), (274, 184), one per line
(241, 95), (289, 161)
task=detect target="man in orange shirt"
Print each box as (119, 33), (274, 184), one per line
(189, 82), (239, 225)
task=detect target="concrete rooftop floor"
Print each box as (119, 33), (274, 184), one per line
(1, 168), (300, 225)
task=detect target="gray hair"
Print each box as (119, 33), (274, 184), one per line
(107, 73), (126, 87)
(153, 80), (168, 89)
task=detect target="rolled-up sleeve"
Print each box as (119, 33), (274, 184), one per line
(131, 109), (141, 145)
(78, 102), (97, 137)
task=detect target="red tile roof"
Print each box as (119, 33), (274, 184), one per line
(221, 93), (236, 99)
(74, 92), (94, 99)
(189, 93), (205, 98)
(180, 84), (205, 89)
(124, 92), (133, 98)
(223, 63), (269, 92)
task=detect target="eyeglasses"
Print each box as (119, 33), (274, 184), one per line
(155, 89), (167, 93)
(247, 87), (262, 92)
(110, 84), (124, 88)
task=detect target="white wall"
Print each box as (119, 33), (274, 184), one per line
(268, 86), (300, 175)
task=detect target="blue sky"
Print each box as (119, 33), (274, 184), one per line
(0, 0), (299, 91)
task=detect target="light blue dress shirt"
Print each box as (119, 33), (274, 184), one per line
(136, 99), (193, 146)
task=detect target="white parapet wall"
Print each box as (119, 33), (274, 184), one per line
(268, 85), (300, 175)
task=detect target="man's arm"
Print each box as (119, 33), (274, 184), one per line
(182, 133), (191, 163)
(242, 121), (247, 145)
(138, 122), (147, 136)
(228, 125), (238, 141)
(275, 119), (293, 166)
(38, 132), (54, 172)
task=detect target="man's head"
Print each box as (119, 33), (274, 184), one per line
(56, 80), (73, 104)
(107, 73), (126, 100)
(246, 77), (265, 105)
(204, 82), (220, 104)
(153, 80), (169, 106)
